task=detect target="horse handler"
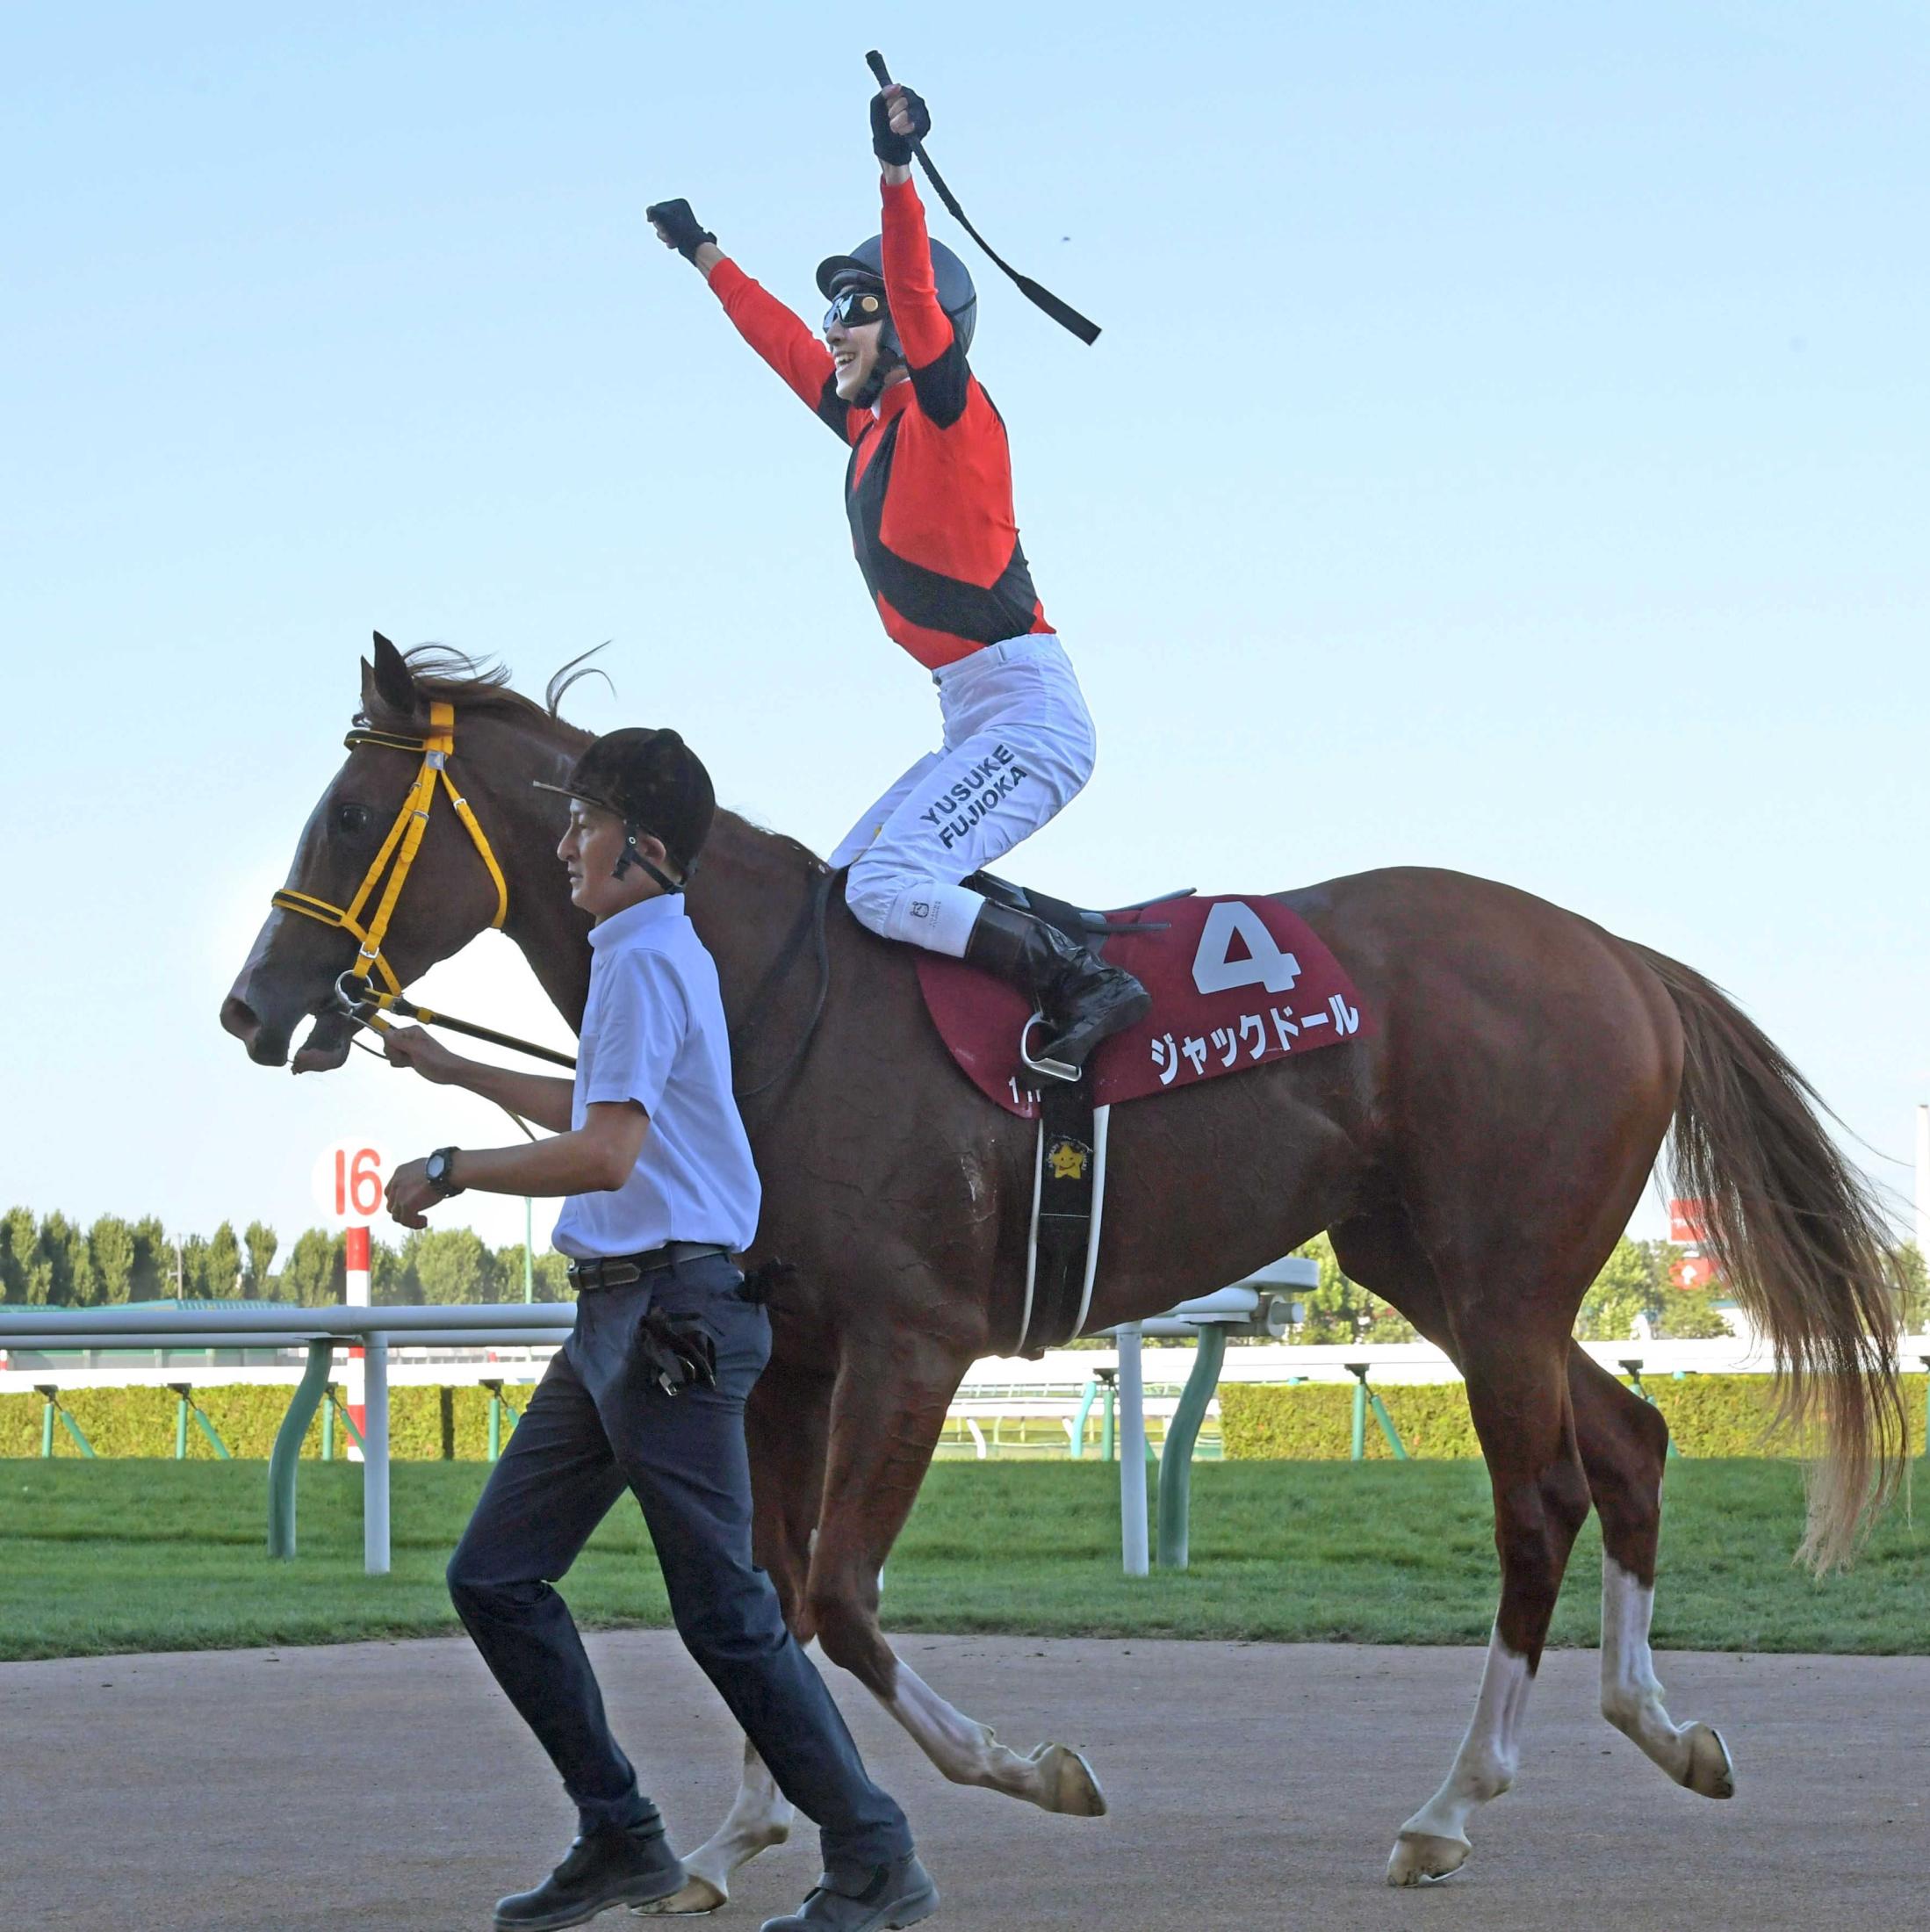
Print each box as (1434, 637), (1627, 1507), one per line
(382, 726), (937, 1932)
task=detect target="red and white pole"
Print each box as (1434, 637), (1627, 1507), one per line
(344, 1225), (371, 1460)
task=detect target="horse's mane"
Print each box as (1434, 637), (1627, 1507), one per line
(367, 643), (831, 873)
(364, 644), (607, 739)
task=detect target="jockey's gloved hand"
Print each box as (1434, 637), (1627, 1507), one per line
(870, 86), (931, 166)
(646, 198), (716, 262)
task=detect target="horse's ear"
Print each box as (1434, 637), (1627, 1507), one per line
(366, 631), (418, 717)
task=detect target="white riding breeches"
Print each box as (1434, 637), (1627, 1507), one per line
(832, 632), (1096, 957)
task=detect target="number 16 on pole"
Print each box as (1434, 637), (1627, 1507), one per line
(311, 1137), (392, 1228)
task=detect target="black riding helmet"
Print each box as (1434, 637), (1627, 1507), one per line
(533, 728), (715, 890)
(817, 233), (978, 370)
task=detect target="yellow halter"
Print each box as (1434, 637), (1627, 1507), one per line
(271, 701), (509, 998)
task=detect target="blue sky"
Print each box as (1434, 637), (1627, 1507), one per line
(2, 3), (1924, 1258)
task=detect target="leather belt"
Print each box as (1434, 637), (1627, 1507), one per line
(566, 1242), (732, 1292)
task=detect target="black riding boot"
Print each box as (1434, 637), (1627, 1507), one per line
(962, 900), (1151, 1075)
(492, 1815), (685, 1930)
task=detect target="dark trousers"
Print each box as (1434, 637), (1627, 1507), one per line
(446, 1255), (911, 1881)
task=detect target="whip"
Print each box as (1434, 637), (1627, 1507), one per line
(866, 49), (1100, 346)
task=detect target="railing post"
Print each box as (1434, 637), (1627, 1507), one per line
(175, 1387), (189, 1460)
(1156, 1323), (1227, 1570)
(363, 1330), (390, 1575)
(483, 1379), (503, 1462)
(1350, 1366), (1367, 1461)
(1069, 1378), (1099, 1460)
(36, 1385), (94, 1458)
(1116, 1324), (1149, 1578)
(1370, 1389), (1408, 1458)
(321, 1382), (336, 1462)
(1620, 1357), (1681, 1459)
(267, 1340), (335, 1560)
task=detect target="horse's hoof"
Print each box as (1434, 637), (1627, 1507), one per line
(1681, 1723), (1736, 1800)
(634, 1873), (728, 1916)
(1386, 1831), (1470, 1885)
(1026, 1741), (1108, 1816)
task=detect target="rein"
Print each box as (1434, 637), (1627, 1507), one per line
(731, 867), (836, 1104)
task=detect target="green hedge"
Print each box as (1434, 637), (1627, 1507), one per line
(9, 1373), (1927, 1463)
(0, 1382), (537, 1461)
(1220, 1373), (1930, 1461)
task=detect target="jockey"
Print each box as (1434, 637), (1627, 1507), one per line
(648, 79), (1148, 1075)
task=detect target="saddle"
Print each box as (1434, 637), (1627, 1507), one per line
(931, 872), (1369, 1355)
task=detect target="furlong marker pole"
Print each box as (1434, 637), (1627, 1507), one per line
(344, 1225), (371, 1461)
(1916, 1105), (1929, 1259)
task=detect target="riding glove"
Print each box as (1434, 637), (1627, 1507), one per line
(646, 198), (716, 262)
(869, 88), (930, 166)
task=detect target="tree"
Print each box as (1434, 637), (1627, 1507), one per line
(177, 1235), (212, 1300)
(2, 1208), (49, 1305)
(89, 1216), (136, 1305)
(281, 1229), (344, 1306)
(1575, 1238), (1665, 1342)
(242, 1222), (279, 1296)
(1659, 1287), (1731, 1339)
(412, 1229), (498, 1305)
(1288, 1232), (1419, 1344)
(128, 1216), (170, 1301)
(496, 1244), (573, 1301)
(40, 1213), (93, 1308)
(205, 1222), (243, 1299)
(371, 1236), (421, 1306)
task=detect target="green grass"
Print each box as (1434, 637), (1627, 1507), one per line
(3, 1459), (1926, 1662)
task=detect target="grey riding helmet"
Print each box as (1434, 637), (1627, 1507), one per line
(817, 233), (979, 360)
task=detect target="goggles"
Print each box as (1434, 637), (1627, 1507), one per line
(824, 285), (889, 331)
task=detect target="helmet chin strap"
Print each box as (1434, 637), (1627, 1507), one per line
(612, 825), (685, 895)
(852, 328), (905, 408)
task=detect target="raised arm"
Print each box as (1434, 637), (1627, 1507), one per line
(647, 197), (859, 441)
(871, 85), (969, 424)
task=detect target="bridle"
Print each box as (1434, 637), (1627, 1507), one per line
(270, 696), (834, 1097)
(271, 700), (509, 1006)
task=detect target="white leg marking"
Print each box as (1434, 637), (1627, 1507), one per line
(1600, 1557), (1735, 1799)
(884, 1657), (1107, 1816)
(639, 1735), (794, 1916)
(1386, 1628), (1534, 1885)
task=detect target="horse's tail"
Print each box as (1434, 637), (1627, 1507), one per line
(1633, 944), (1905, 1571)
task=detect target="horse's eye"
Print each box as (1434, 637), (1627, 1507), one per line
(334, 803), (374, 837)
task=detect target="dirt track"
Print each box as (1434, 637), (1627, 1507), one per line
(4, 1633), (1925, 1930)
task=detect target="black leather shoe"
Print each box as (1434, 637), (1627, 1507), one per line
(963, 902), (1150, 1075)
(760, 1854), (939, 1932)
(493, 1817), (686, 1930)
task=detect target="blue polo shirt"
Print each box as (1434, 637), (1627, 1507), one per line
(551, 895), (761, 1259)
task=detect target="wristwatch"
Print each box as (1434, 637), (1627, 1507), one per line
(425, 1147), (464, 1198)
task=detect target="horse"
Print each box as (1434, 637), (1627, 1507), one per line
(222, 637), (1904, 1899)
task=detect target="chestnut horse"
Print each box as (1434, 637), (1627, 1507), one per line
(223, 640), (1903, 1898)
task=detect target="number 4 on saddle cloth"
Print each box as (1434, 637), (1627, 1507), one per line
(918, 875), (1371, 1356)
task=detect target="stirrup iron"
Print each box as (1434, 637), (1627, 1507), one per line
(1019, 1012), (1079, 1085)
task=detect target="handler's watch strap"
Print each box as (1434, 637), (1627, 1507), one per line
(426, 1147), (464, 1198)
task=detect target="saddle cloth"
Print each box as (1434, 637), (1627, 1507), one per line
(917, 890), (1369, 1121)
